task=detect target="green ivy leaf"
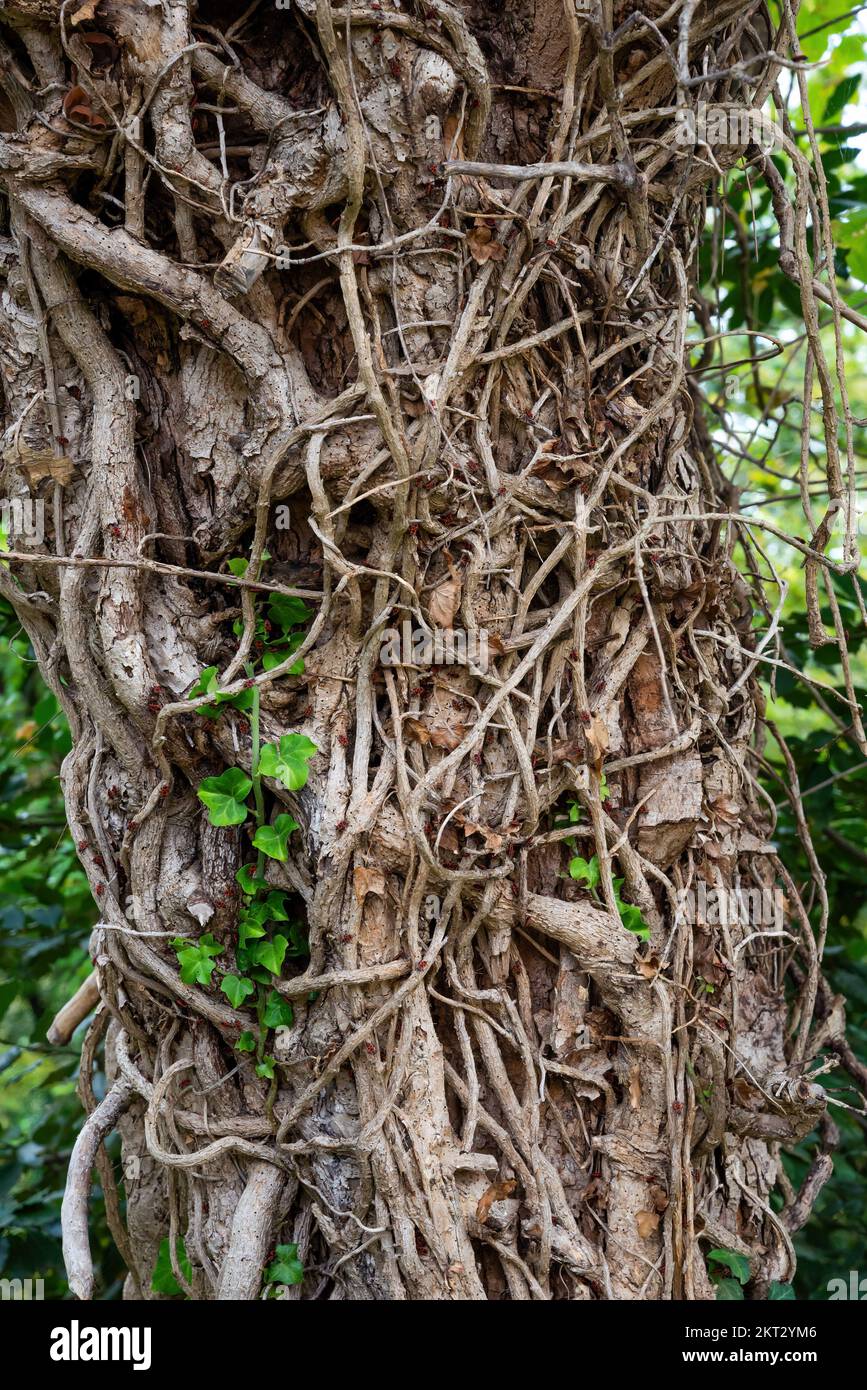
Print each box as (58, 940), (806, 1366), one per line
(252, 814), (300, 862)
(249, 934), (288, 976)
(151, 1237), (192, 1296)
(262, 643), (305, 676)
(824, 74), (861, 122)
(235, 1031), (256, 1052)
(227, 557), (249, 577)
(286, 920), (309, 959)
(258, 735), (317, 791)
(618, 902), (650, 940)
(229, 687), (255, 713)
(236, 863), (267, 896)
(263, 992), (294, 1029)
(569, 854), (600, 890)
(715, 1277), (745, 1301)
(265, 1243), (304, 1286)
(188, 668), (254, 720)
(262, 891), (290, 922)
(238, 909), (267, 948)
(237, 892), (290, 949)
(708, 1248), (751, 1284)
(268, 595), (310, 632)
(188, 665), (224, 719)
(255, 1056), (276, 1080)
(611, 878), (651, 941)
(197, 767), (252, 826)
(172, 933), (224, 986)
(220, 973), (255, 1008)
(768, 1281), (796, 1301)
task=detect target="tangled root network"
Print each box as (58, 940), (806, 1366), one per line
(0, 0), (862, 1300)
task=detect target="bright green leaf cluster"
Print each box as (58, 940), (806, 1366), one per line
(708, 1248), (750, 1301)
(188, 666), (254, 721)
(265, 1243), (304, 1288)
(196, 737), (316, 830)
(567, 852), (650, 941)
(233, 592), (311, 677)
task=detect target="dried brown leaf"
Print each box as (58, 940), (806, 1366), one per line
(438, 823), (460, 855)
(541, 737), (583, 766)
(428, 574), (462, 629)
(404, 717), (430, 746)
(586, 1006), (616, 1040)
(710, 795), (741, 825)
(461, 820), (504, 851)
(628, 1064), (642, 1111)
(428, 723), (466, 752)
(531, 448), (594, 494)
(466, 224), (506, 264)
(443, 113), (465, 161)
(70, 0), (101, 24)
(636, 1209), (660, 1240)
(636, 955), (660, 980)
(733, 1077), (762, 1110)
(585, 713), (609, 773)
(114, 295), (150, 326)
(7, 444), (75, 486)
(476, 1179), (517, 1225)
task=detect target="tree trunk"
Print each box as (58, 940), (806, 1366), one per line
(0, 0), (845, 1300)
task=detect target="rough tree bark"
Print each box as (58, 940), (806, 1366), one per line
(0, 0), (857, 1300)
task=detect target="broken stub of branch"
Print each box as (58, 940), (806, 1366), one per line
(61, 1078), (134, 1301)
(47, 970), (100, 1046)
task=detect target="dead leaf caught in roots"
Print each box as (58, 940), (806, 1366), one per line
(428, 553), (462, 630)
(585, 713), (609, 773)
(466, 222), (506, 264)
(3, 441), (74, 486)
(636, 1210), (660, 1240)
(62, 85), (107, 129)
(70, 0), (102, 24)
(476, 1179), (517, 1224)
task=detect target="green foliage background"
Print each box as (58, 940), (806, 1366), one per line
(697, 0), (867, 1297)
(0, 0), (865, 1301)
(0, 596), (123, 1297)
